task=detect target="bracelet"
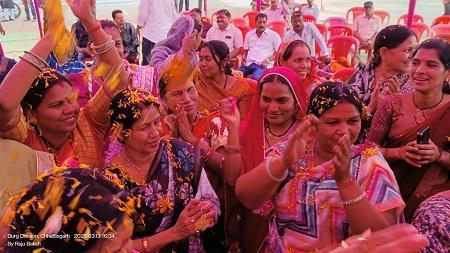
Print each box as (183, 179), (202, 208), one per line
(342, 191), (366, 206)
(141, 237), (149, 252)
(86, 22), (101, 34)
(265, 158), (288, 182)
(90, 35), (115, 55)
(224, 145), (241, 153)
(19, 55), (47, 71)
(24, 51), (48, 66)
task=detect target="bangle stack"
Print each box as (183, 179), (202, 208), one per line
(141, 238), (149, 252)
(224, 145), (241, 154)
(342, 191), (366, 206)
(19, 51), (49, 71)
(86, 22), (101, 34)
(265, 158), (288, 182)
(90, 35), (115, 55)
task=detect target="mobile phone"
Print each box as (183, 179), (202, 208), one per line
(417, 127), (430, 144)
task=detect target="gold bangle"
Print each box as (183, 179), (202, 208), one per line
(19, 56), (45, 71)
(24, 50), (48, 66)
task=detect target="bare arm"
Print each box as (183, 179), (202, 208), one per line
(229, 47), (243, 59)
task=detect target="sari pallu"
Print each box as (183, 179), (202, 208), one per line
(104, 137), (220, 253)
(384, 101), (450, 221)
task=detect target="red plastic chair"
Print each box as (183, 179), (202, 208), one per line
(374, 10), (390, 25)
(431, 24), (450, 43)
(230, 17), (247, 27)
(411, 23), (430, 42)
(324, 17), (349, 27)
(327, 35), (359, 63)
(243, 11), (259, 29)
(432, 15), (450, 26)
(236, 25), (251, 40)
(303, 14), (317, 23)
(397, 14), (424, 25)
(346, 7), (364, 23)
(315, 23), (328, 55)
(328, 25), (353, 39)
(332, 67), (357, 83)
(268, 19), (287, 38)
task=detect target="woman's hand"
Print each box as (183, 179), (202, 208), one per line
(193, 201), (217, 231)
(175, 105), (197, 145)
(67, 0), (96, 23)
(332, 134), (353, 183)
(386, 75), (401, 94)
(172, 200), (204, 240)
(217, 98), (240, 130)
(181, 31), (199, 55)
(399, 141), (422, 168)
(415, 140), (441, 165)
(282, 115), (318, 167)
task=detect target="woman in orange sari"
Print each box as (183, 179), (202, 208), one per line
(368, 39), (450, 221)
(195, 40), (255, 119)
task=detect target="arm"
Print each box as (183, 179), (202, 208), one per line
(130, 25), (140, 54)
(137, 0), (149, 30)
(230, 28), (244, 59)
(311, 25), (329, 56)
(352, 19), (363, 42)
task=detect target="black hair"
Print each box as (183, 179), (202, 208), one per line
(111, 9), (123, 19)
(258, 73), (293, 94)
(193, 18), (203, 34)
(100, 19), (118, 30)
(199, 40), (232, 75)
(255, 13), (268, 22)
(21, 68), (71, 114)
(282, 40), (311, 62)
(190, 8), (202, 16)
(413, 38), (450, 93)
(372, 25), (416, 68)
(6, 168), (132, 253)
(216, 9), (231, 18)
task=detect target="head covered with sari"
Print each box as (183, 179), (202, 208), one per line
(240, 67), (309, 173)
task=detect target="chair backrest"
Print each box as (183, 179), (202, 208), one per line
(374, 10), (390, 25)
(268, 19), (287, 38)
(431, 24), (450, 41)
(327, 35), (359, 62)
(432, 15), (450, 26)
(324, 17), (349, 27)
(397, 14), (424, 25)
(303, 14), (317, 23)
(328, 25), (353, 39)
(346, 7), (364, 23)
(236, 25), (252, 40)
(230, 17), (247, 27)
(332, 67), (357, 83)
(243, 11), (259, 29)
(411, 23), (430, 42)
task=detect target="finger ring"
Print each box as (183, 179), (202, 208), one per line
(190, 218), (195, 224)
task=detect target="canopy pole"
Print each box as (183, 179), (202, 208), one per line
(256, 0), (262, 12)
(33, 0), (43, 38)
(407, 0), (417, 28)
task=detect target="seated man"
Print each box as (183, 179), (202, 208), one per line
(239, 13), (281, 80)
(284, 8), (330, 62)
(112, 9), (139, 63)
(301, 0), (320, 21)
(352, 1), (381, 59)
(206, 9), (243, 59)
(265, 0), (290, 23)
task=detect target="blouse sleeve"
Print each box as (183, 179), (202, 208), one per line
(195, 168), (221, 218)
(82, 86), (112, 134)
(0, 114), (28, 143)
(366, 95), (397, 145)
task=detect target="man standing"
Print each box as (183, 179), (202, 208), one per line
(137, 0), (178, 65)
(284, 8), (330, 61)
(301, 0), (320, 21)
(444, 0), (450, 15)
(206, 9), (243, 59)
(265, 0), (290, 22)
(352, 1), (381, 59)
(239, 13), (281, 80)
(112, 10), (139, 63)
(22, 0), (37, 21)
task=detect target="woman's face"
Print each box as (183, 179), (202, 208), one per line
(31, 81), (80, 135)
(411, 48), (450, 93)
(282, 44), (311, 80)
(163, 81), (199, 119)
(199, 47), (222, 78)
(125, 106), (162, 155)
(87, 216), (133, 253)
(104, 27), (124, 59)
(315, 102), (361, 154)
(260, 80), (298, 125)
(381, 36), (417, 73)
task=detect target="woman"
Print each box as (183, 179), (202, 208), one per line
(367, 38), (450, 221)
(195, 40), (254, 119)
(275, 39), (323, 95)
(347, 25), (417, 115)
(103, 88), (220, 252)
(2, 167), (135, 252)
(0, 0), (127, 168)
(237, 80), (404, 252)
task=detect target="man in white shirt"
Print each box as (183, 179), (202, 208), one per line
(284, 8), (330, 62)
(352, 1), (381, 58)
(137, 0), (178, 65)
(301, 0), (320, 21)
(239, 13), (281, 80)
(265, 0), (290, 22)
(206, 9), (243, 59)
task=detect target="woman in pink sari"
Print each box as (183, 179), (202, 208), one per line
(368, 39), (450, 221)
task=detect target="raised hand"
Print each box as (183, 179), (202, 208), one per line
(332, 134), (353, 183)
(181, 30), (200, 55)
(175, 104), (197, 145)
(217, 97), (240, 129)
(66, 0), (96, 23)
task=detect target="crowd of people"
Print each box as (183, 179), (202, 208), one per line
(0, 0), (448, 252)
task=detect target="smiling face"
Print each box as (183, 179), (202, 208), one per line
(281, 44), (311, 79)
(216, 11), (230, 30)
(113, 12), (125, 27)
(411, 48), (450, 93)
(30, 81), (80, 135)
(315, 102), (361, 154)
(260, 79), (298, 126)
(380, 36), (417, 73)
(124, 106), (162, 155)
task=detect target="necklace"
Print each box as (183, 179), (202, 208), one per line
(412, 92), (444, 111)
(267, 119), (295, 137)
(122, 148), (143, 171)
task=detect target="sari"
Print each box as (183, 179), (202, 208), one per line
(104, 137), (220, 253)
(239, 67), (309, 253)
(367, 94), (450, 221)
(194, 71), (255, 119)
